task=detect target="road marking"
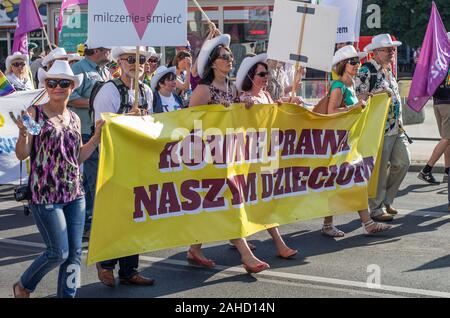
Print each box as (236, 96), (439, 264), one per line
(137, 255), (449, 298)
(397, 209), (450, 219)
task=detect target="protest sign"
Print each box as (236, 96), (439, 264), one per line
(267, 0), (339, 72)
(88, 0), (187, 47)
(87, 94), (390, 264)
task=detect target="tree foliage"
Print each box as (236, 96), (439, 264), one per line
(360, 0), (450, 48)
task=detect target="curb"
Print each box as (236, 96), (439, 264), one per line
(409, 162), (445, 173)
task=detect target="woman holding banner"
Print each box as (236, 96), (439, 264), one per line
(5, 52), (34, 91)
(188, 34), (270, 274)
(12, 60), (104, 298)
(320, 45), (392, 236)
(235, 53), (298, 259)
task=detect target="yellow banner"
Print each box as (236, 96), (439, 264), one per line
(87, 94), (390, 265)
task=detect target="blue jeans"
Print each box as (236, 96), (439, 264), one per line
(20, 197), (86, 298)
(82, 134), (99, 233)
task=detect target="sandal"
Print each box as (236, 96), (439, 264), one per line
(13, 282), (30, 298)
(321, 223), (345, 237)
(362, 220), (392, 235)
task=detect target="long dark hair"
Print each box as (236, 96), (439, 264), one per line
(199, 45), (232, 86)
(241, 62), (268, 92)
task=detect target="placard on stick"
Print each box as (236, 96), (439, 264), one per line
(267, 0), (339, 72)
(88, 0), (187, 48)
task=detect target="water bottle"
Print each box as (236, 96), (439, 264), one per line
(22, 112), (41, 135)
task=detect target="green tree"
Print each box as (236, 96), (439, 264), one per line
(361, 0), (450, 48)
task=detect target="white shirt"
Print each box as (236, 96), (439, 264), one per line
(93, 81), (153, 121)
(160, 93), (183, 112)
(6, 73), (34, 91)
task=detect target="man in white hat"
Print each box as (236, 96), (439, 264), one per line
(92, 46), (155, 287)
(355, 34), (410, 222)
(417, 31), (450, 189)
(142, 47), (161, 87)
(67, 42), (112, 238)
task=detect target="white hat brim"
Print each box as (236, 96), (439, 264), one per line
(197, 34), (231, 78)
(38, 68), (83, 90)
(235, 53), (268, 92)
(112, 47), (152, 61)
(150, 66), (176, 91)
(364, 41), (402, 52)
(332, 52), (367, 66)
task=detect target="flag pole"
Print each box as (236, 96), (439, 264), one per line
(290, 3), (308, 102)
(41, 25), (52, 47)
(133, 46), (140, 111)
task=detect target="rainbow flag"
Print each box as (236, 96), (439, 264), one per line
(0, 71), (16, 97)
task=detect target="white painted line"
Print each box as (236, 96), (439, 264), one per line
(2, 214), (450, 299)
(138, 256), (450, 298)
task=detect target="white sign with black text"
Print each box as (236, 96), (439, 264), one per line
(88, 0), (187, 47)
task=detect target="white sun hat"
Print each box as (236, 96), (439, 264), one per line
(112, 46), (152, 61)
(332, 45), (367, 66)
(150, 66), (176, 91)
(38, 60), (84, 89)
(235, 53), (268, 92)
(197, 34), (231, 78)
(147, 47), (162, 59)
(6, 52), (29, 70)
(68, 53), (83, 63)
(42, 47), (69, 67)
(363, 34), (402, 52)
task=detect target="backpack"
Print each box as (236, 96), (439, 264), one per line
(362, 62), (378, 92)
(89, 78), (148, 134)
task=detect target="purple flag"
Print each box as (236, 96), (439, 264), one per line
(408, 2), (450, 112)
(58, 0), (88, 34)
(12, 0), (44, 54)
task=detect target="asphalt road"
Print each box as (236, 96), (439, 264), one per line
(1, 172), (449, 299)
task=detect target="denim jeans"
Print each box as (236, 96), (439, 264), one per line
(20, 197), (86, 298)
(82, 134), (99, 233)
(100, 255), (139, 279)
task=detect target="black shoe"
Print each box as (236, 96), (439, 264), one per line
(417, 171), (440, 184)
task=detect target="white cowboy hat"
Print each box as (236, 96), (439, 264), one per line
(84, 39), (112, 50)
(42, 47), (69, 67)
(235, 53), (268, 92)
(6, 52), (29, 70)
(150, 66), (176, 90)
(38, 60), (83, 89)
(147, 47), (162, 59)
(332, 45), (367, 66)
(112, 46), (152, 61)
(197, 34), (231, 78)
(363, 34), (402, 52)
(67, 53), (83, 63)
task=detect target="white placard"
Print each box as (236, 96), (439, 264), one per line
(320, 0), (362, 43)
(0, 90), (48, 185)
(88, 0), (187, 47)
(267, 0), (339, 72)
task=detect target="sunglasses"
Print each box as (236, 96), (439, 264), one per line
(121, 55), (147, 65)
(347, 57), (361, 65)
(148, 58), (160, 64)
(12, 62), (26, 67)
(46, 79), (73, 89)
(255, 71), (269, 77)
(217, 53), (234, 61)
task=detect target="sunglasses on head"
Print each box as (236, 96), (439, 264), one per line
(46, 79), (73, 89)
(12, 62), (26, 67)
(217, 53), (234, 61)
(255, 71), (269, 77)
(347, 57), (361, 65)
(121, 55), (147, 65)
